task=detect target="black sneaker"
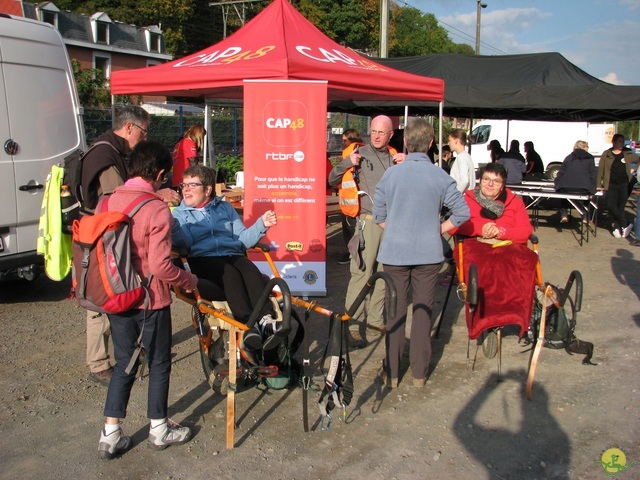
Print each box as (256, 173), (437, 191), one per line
(242, 325), (263, 350)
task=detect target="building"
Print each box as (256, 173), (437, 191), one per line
(1, 1), (172, 102)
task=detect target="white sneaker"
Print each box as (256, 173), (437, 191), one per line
(148, 419), (192, 451)
(623, 224), (633, 238)
(612, 228), (622, 238)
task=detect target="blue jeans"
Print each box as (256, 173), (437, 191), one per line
(104, 307), (172, 420)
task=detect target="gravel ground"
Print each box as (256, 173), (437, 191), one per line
(1, 211), (639, 480)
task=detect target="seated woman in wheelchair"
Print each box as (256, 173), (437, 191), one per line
(170, 165), (278, 351)
(451, 163), (536, 340)
(452, 163), (532, 243)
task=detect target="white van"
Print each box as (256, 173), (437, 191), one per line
(469, 120), (615, 179)
(0, 14), (86, 280)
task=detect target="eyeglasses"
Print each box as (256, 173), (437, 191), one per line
(132, 123), (147, 135)
(179, 182), (203, 190)
(481, 177), (504, 185)
(370, 130), (390, 136)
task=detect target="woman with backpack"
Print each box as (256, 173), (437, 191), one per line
(97, 140), (198, 459)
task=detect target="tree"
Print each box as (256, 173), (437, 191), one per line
(71, 59), (110, 107)
(389, 6), (473, 57)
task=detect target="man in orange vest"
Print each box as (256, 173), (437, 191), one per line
(328, 115), (405, 348)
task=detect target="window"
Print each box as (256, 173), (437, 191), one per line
(470, 124), (491, 145)
(41, 11), (57, 27)
(96, 22), (109, 44)
(94, 55), (111, 80)
(150, 33), (161, 53)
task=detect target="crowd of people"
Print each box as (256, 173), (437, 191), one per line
(72, 105), (638, 459)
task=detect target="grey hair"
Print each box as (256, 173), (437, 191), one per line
(404, 118), (434, 153)
(114, 105), (150, 130)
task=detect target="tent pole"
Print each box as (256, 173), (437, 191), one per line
(439, 101), (444, 167)
(404, 105), (409, 154)
(205, 104), (214, 170)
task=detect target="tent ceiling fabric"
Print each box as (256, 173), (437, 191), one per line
(377, 53), (640, 121)
(110, 0), (443, 107)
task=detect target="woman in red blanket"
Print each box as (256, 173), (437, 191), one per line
(451, 163), (536, 340)
(452, 163), (532, 243)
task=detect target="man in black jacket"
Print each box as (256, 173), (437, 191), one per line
(83, 106), (180, 386)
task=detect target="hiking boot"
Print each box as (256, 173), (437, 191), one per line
(88, 367), (113, 387)
(347, 330), (366, 350)
(147, 419), (192, 451)
(98, 426), (131, 460)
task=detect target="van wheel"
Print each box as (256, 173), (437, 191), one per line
(546, 165), (561, 181)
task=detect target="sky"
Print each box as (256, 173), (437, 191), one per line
(409, 0), (640, 85)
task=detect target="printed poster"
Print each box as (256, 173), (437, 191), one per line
(243, 80), (328, 295)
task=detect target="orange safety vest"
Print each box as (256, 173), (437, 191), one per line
(338, 143), (397, 218)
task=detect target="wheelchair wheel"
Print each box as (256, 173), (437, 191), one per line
(200, 330), (229, 396)
(482, 329), (498, 359)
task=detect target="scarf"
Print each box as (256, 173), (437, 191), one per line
(473, 187), (507, 219)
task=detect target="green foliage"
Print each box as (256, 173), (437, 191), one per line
(59, 0), (473, 62)
(215, 155), (244, 183)
(71, 59), (110, 107)
(389, 6), (464, 57)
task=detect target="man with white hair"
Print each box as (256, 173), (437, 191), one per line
(328, 115), (405, 347)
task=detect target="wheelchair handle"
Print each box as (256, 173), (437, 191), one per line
(245, 277), (292, 334)
(558, 270), (582, 312)
(345, 271), (397, 321)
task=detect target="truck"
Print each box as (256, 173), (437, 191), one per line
(0, 14), (86, 280)
(468, 120), (615, 179)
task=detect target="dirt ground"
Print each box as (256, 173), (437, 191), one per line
(1, 209), (639, 480)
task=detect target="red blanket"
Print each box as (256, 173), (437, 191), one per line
(454, 239), (538, 340)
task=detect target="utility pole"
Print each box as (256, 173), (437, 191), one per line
(475, 0), (487, 55)
(380, 0), (389, 58)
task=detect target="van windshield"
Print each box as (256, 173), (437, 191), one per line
(470, 124), (491, 145)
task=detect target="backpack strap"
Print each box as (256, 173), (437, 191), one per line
(318, 312), (351, 430)
(76, 141), (121, 205)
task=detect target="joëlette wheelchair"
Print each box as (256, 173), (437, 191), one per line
(436, 234), (582, 400)
(171, 244), (396, 449)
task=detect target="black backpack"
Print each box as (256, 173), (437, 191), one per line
(62, 141), (119, 206)
(59, 141), (120, 231)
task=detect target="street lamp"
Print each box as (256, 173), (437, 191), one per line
(475, 0), (487, 55)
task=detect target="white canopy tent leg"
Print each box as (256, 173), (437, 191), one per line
(439, 101), (444, 168)
(204, 104), (214, 170)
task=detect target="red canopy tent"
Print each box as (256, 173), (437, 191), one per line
(110, 0), (444, 107)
